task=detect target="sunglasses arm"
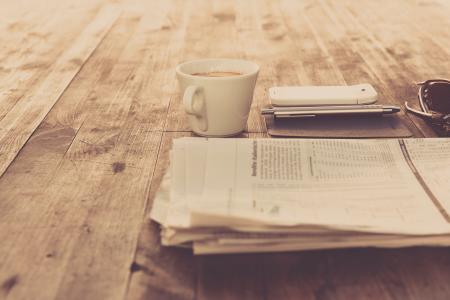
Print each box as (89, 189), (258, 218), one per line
(404, 101), (433, 118)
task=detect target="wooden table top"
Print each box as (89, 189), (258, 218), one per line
(1, 0), (450, 299)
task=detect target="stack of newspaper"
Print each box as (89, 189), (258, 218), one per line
(150, 137), (450, 254)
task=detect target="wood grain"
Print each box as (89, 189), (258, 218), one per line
(0, 4), (121, 177)
(0, 3), (168, 299)
(0, 1), (450, 300)
(0, 1), (105, 120)
(0, 11), (141, 223)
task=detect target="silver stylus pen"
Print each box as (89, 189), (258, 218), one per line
(261, 104), (400, 118)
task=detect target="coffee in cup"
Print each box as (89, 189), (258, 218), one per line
(176, 59), (259, 137)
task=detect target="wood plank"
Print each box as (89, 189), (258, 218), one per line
(336, 0), (449, 79)
(0, 2), (176, 299)
(0, 4), (121, 177)
(391, 0), (450, 57)
(196, 254), (266, 300)
(0, 1), (104, 121)
(130, 0), (191, 132)
(262, 247), (450, 300)
(0, 13), (141, 219)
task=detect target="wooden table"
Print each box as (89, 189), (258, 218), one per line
(1, 0), (449, 299)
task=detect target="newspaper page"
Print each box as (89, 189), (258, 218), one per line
(191, 139), (450, 234)
(194, 233), (450, 255)
(161, 138), (208, 229)
(403, 138), (450, 219)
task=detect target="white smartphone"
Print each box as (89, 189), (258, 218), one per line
(269, 83), (378, 106)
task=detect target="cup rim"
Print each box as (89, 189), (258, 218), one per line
(176, 58), (259, 81)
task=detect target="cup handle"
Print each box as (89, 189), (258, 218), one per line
(183, 85), (208, 131)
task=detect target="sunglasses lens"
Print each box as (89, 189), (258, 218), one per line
(426, 82), (450, 113)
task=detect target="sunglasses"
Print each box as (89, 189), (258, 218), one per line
(405, 79), (450, 136)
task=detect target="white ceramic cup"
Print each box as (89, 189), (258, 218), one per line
(176, 58), (259, 137)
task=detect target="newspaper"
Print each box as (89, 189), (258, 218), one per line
(150, 138), (450, 254)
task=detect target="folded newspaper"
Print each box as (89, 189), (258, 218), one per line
(150, 137), (450, 254)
